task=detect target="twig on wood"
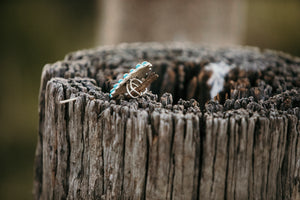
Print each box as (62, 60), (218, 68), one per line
(59, 97), (78, 104)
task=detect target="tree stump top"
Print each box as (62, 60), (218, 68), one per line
(35, 42), (300, 200)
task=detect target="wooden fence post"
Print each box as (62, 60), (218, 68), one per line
(97, 0), (247, 45)
(34, 43), (300, 199)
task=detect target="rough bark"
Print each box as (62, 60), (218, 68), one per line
(34, 43), (300, 200)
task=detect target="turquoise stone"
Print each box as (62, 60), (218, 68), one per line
(123, 73), (128, 78)
(110, 88), (115, 93)
(113, 84), (118, 88)
(142, 61), (148, 65)
(130, 69), (134, 73)
(136, 64), (141, 69)
(118, 79), (123, 83)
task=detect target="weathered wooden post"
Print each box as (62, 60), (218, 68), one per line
(34, 43), (300, 200)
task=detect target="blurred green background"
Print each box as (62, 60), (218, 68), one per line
(0, 1), (97, 199)
(0, 1), (299, 199)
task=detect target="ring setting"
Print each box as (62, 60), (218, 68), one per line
(110, 61), (158, 99)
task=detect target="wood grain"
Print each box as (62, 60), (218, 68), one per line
(34, 43), (300, 200)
